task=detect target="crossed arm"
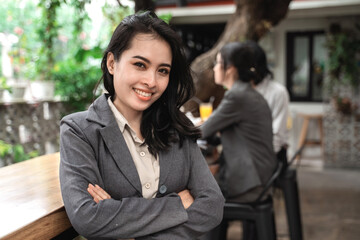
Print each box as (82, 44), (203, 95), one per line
(61, 118), (224, 239)
(87, 184), (195, 210)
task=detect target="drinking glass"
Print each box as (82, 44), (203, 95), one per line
(199, 102), (213, 121)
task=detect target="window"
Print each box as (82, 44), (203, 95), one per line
(286, 31), (327, 102)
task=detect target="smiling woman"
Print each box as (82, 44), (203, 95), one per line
(59, 11), (224, 240)
(106, 33), (172, 124)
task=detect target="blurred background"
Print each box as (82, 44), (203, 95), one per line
(0, 1), (359, 239)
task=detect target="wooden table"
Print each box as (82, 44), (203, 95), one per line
(0, 153), (72, 239)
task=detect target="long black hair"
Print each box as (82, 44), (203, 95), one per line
(98, 11), (200, 155)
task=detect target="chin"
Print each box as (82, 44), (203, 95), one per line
(135, 102), (154, 112)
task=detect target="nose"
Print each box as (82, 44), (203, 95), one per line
(142, 71), (156, 88)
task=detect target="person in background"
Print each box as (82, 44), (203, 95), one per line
(200, 42), (276, 239)
(247, 40), (290, 169)
(59, 11), (224, 240)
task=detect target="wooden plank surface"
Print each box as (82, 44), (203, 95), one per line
(0, 152), (72, 239)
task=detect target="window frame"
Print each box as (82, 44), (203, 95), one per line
(286, 30), (326, 102)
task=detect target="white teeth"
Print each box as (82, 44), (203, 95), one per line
(134, 89), (152, 97)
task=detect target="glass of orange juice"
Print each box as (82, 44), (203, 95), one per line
(199, 102), (213, 121)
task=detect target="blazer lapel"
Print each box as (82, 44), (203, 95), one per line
(88, 95), (142, 195)
(100, 123), (143, 195)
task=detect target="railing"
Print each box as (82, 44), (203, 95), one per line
(0, 100), (69, 167)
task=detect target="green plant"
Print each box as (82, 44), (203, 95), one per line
(0, 0), (39, 80)
(158, 13), (172, 24)
(325, 23), (360, 95)
(0, 140), (12, 158)
(0, 140), (38, 164)
(0, 76), (12, 92)
(36, 0), (63, 80)
(325, 23), (360, 115)
(102, 1), (133, 34)
(12, 144), (39, 163)
(36, 0), (93, 80)
(52, 48), (102, 112)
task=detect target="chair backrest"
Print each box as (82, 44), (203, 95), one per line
(288, 147), (303, 166)
(254, 161), (283, 204)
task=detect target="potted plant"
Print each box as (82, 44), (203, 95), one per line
(0, 140), (39, 166)
(0, 76), (12, 100)
(52, 47), (102, 112)
(325, 23), (360, 115)
(32, 0), (93, 102)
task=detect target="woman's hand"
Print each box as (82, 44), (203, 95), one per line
(87, 183), (111, 203)
(177, 189), (194, 209)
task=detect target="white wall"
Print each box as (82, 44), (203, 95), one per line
(265, 14), (360, 159)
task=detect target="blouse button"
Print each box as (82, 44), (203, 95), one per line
(145, 182), (151, 189)
(140, 151), (146, 157)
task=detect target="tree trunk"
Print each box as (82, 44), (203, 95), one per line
(134, 0), (156, 12)
(186, 0), (292, 114)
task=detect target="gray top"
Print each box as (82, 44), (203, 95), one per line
(59, 94), (224, 240)
(201, 81), (276, 198)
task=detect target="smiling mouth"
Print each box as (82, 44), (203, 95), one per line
(134, 88), (152, 97)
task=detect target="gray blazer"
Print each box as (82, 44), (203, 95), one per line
(59, 94), (224, 240)
(201, 81), (276, 198)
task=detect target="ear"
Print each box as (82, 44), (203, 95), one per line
(225, 65), (238, 79)
(107, 52), (115, 75)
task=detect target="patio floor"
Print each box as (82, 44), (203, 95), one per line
(227, 157), (360, 240)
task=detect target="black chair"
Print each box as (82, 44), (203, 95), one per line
(223, 161), (283, 240)
(274, 148), (303, 240)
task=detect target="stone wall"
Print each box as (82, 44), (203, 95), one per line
(0, 101), (69, 167)
(323, 104), (360, 168)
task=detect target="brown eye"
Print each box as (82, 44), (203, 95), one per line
(159, 68), (170, 75)
(134, 62), (145, 68)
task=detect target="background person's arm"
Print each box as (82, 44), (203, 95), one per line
(200, 91), (242, 139)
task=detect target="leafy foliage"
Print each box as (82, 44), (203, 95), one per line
(1, 1), (134, 112)
(0, 76), (12, 92)
(158, 13), (172, 24)
(0, 0), (40, 79)
(0, 140), (12, 158)
(52, 47), (102, 112)
(102, 1), (133, 34)
(36, 0), (92, 80)
(36, 0), (63, 80)
(0, 140), (38, 164)
(325, 23), (360, 95)
(12, 144), (39, 163)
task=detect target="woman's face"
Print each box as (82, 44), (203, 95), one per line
(213, 53), (225, 86)
(107, 33), (172, 118)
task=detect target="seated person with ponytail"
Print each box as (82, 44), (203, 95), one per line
(200, 42), (276, 240)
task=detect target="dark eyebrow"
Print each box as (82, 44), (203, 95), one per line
(133, 55), (171, 69)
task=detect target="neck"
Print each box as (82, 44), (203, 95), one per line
(113, 102), (144, 140)
(250, 80), (256, 88)
(224, 77), (236, 90)
(127, 115), (143, 140)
